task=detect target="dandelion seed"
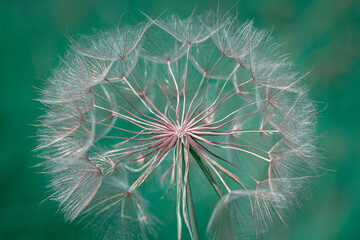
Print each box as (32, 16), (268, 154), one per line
(36, 9), (322, 240)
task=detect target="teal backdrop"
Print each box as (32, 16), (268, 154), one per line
(1, 0), (359, 239)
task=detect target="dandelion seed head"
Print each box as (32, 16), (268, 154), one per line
(36, 9), (322, 240)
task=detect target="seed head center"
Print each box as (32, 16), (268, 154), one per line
(174, 126), (187, 139)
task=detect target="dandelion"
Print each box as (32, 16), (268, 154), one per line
(36, 10), (322, 240)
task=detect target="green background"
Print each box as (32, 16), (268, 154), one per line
(1, 0), (359, 239)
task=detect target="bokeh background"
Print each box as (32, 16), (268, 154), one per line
(1, 0), (359, 239)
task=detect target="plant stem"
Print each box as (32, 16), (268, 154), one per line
(182, 144), (199, 240)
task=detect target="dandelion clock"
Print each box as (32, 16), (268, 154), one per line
(36, 10), (322, 240)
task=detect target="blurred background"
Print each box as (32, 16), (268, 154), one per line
(0, 0), (359, 239)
